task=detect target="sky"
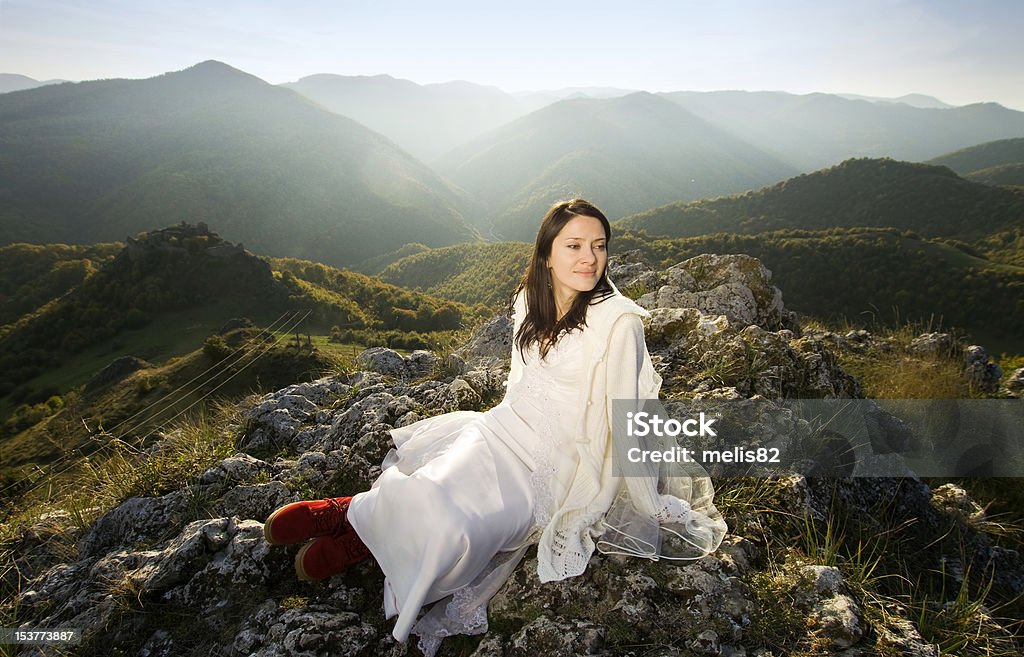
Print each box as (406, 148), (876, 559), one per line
(1, 0), (1023, 109)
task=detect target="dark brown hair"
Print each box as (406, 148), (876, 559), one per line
(511, 198), (614, 359)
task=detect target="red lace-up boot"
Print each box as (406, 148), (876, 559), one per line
(295, 530), (373, 581)
(263, 497), (354, 546)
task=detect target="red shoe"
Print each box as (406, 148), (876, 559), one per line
(263, 497), (354, 546)
(295, 530), (372, 581)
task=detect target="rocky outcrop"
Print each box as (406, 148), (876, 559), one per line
(636, 254), (800, 333)
(10, 254), (1016, 657)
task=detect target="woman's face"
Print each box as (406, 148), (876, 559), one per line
(546, 214), (608, 303)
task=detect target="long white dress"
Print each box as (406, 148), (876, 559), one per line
(347, 300), (726, 655)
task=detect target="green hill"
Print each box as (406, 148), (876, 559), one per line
(378, 242), (531, 306)
(0, 242), (121, 326)
(0, 224), (480, 417)
(433, 92), (797, 241)
(963, 163), (1024, 187)
(616, 158), (1024, 257)
(927, 138), (1024, 175)
(0, 61), (478, 267)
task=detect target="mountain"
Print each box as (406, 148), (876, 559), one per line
(836, 92), (953, 109)
(662, 91), (1024, 171)
(282, 74), (534, 162)
(433, 92), (798, 241)
(928, 138), (1024, 186)
(0, 61), (478, 268)
(616, 158), (1024, 253)
(0, 73), (65, 94)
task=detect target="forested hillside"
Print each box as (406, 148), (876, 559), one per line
(378, 242), (531, 306)
(929, 138), (1024, 187)
(617, 158), (1024, 264)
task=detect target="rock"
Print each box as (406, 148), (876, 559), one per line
(964, 345), (1002, 393)
(437, 377), (483, 411)
(691, 629), (720, 655)
(507, 616), (607, 656)
(1004, 367), (1024, 396)
(645, 254), (799, 332)
(406, 350), (439, 378)
(930, 483), (985, 522)
(800, 565), (845, 596)
(908, 332), (953, 357)
(356, 347), (407, 377)
(78, 491), (191, 558)
(199, 453), (277, 487)
(458, 313), (514, 368)
(609, 253), (663, 296)
(217, 481), (294, 520)
(874, 617), (940, 657)
(84, 355), (154, 395)
(815, 594), (863, 648)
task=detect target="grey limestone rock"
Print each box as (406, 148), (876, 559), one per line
(458, 313), (514, 369)
(964, 345), (1002, 393)
(356, 346), (407, 377)
(643, 254), (799, 333)
(1003, 367), (1024, 396)
(908, 332), (953, 357)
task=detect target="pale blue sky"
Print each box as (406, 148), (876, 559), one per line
(1, 0), (1022, 109)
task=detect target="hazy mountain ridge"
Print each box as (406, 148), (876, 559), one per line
(0, 73), (66, 94)
(663, 91), (1024, 171)
(283, 73), (537, 162)
(836, 92), (952, 109)
(434, 92), (798, 241)
(0, 61), (478, 267)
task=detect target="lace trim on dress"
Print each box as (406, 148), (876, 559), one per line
(511, 343), (561, 530)
(411, 546), (529, 657)
(545, 508), (604, 580)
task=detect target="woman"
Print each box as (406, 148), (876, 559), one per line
(264, 199), (727, 655)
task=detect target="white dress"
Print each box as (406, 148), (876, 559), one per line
(347, 329), (587, 655)
(352, 307), (729, 654)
